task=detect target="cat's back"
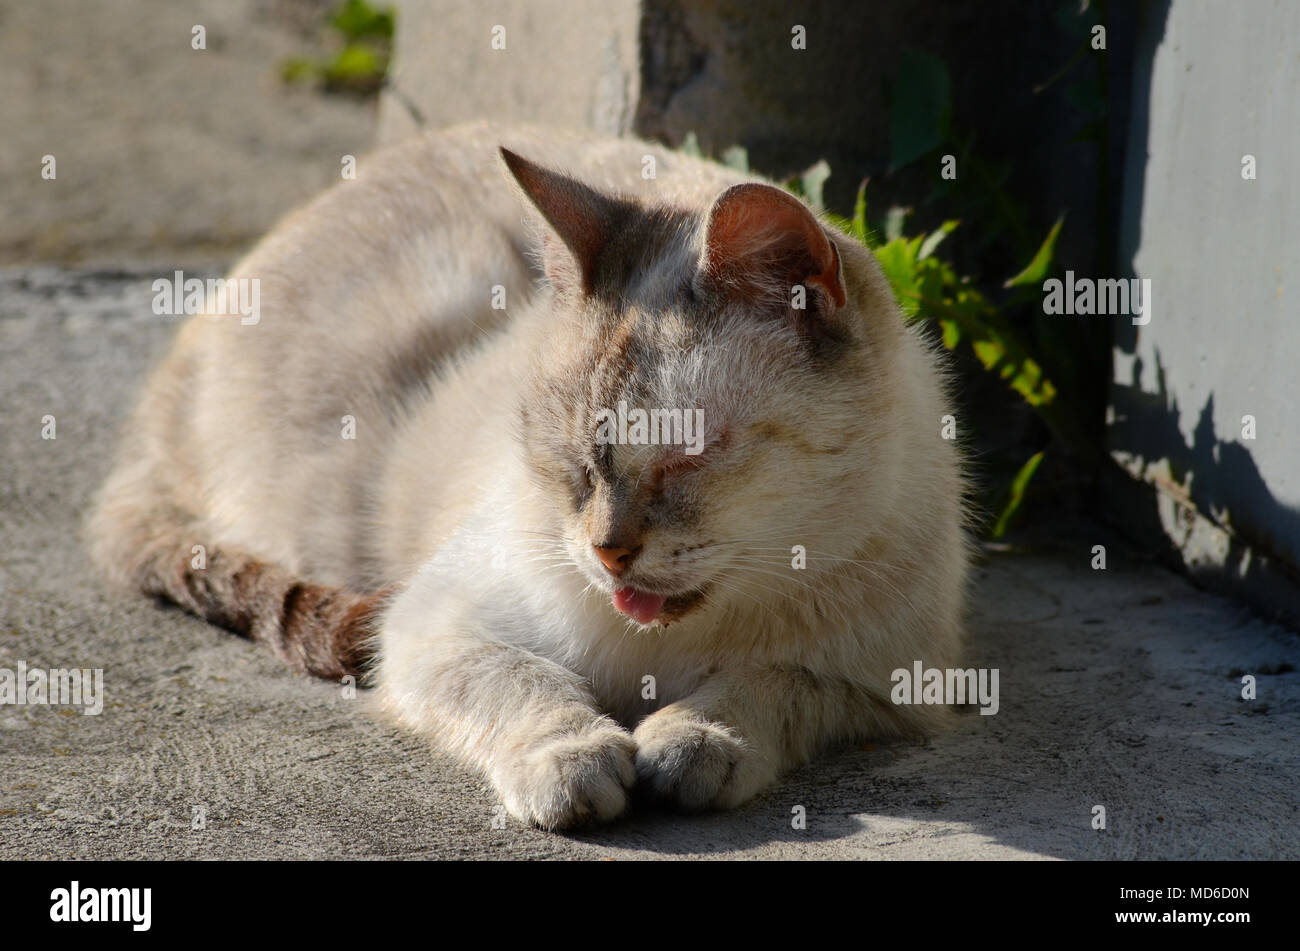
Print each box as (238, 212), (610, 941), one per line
(185, 119), (745, 414)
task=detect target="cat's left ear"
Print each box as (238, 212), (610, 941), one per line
(698, 183), (847, 314)
(500, 147), (633, 295)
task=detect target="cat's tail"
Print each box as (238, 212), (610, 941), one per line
(88, 470), (387, 682)
(143, 534), (388, 682)
(87, 338), (389, 681)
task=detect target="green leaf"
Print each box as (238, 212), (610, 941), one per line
(889, 48), (952, 172)
(872, 237), (922, 318)
(322, 44), (388, 92)
(1004, 215), (1064, 288)
(720, 145), (749, 173)
(851, 180), (870, 244)
(883, 205), (911, 242)
(795, 159), (831, 213)
(970, 336), (1057, 407)
(992, 450), (1045, 539)
(801, 160), (1066, 442)
(917, 219), (959, 260)
(880, 246), (1059, 409)
(331, 0), (395, 40)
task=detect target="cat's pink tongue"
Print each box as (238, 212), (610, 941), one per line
(612, 586), (667, 625)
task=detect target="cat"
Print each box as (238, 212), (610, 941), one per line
(88, 120), (970, 830)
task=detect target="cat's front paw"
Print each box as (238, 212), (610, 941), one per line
(633, 710), (773, 811)
(495, 723), (637, 830)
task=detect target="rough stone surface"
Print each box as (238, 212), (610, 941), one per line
(3, 270), (1297, 860)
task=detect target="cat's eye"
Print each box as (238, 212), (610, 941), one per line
(647, 430), (728, 492)
(649, 453), (706, 492)
(572, 463), (595, 507)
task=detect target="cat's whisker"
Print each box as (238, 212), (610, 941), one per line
(698, 573), (788, 626)
(719, 563), (858, 630)
(726, 553), (920, 621)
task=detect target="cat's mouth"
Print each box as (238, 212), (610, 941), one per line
(611, 584), (708, 626)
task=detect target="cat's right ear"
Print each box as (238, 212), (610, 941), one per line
(697, 182), (847, 316)
(500, 148), (633, 296)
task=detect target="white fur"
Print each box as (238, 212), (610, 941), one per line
(90, 121), (970, 829)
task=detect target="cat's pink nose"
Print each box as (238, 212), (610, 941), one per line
(593, 544), (639, 576)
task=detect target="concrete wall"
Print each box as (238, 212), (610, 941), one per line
(378, 0), (640, 143)
(377, 0), (1107, 272)
(1109, 0), (1300, 620)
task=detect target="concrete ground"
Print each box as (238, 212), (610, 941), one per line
(3, 0), (1297, 861)
(2, 269), (1298, 860)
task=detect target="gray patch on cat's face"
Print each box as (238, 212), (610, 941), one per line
(521, 272), (879, 623)
(515, 189), (905, 630)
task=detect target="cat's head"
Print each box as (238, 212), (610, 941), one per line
(505, 148), (908, 628)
